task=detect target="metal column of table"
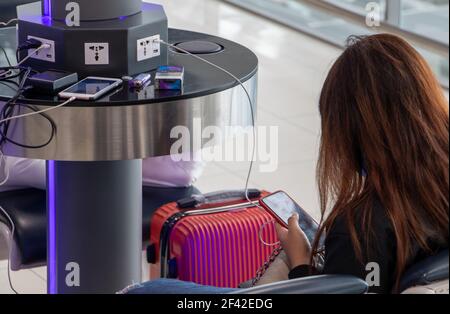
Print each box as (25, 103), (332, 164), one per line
(0, 28), (258, 294)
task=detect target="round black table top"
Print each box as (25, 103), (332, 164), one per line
(0, 28), (258, 107)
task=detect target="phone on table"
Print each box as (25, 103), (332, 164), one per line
(58, 77), (123, 100)
(259, 191), (319, 243)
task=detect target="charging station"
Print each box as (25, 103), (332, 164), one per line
(1, 0), (259, 294)
(17, 0), (168, 77)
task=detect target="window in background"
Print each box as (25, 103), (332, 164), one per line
(401, 0), (449, 44)
(325, 0), (387, 17)
(400, 0), (449, 86)
(223, 0), (448, 88)
(223, 0), (375, 47)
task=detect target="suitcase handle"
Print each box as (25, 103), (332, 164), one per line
(177, 189), (261, 209)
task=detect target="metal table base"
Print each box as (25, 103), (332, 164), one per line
(46, 160), (142, 294)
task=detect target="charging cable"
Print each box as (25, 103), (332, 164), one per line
(16, 44), (51, 67)
(156, 39), (280, 247)
(0, 96), (76, 125)
(0, 149), (10, 186)
(1, 43), (50, 79)
(0, 18), (18, 27)
(0, 96), (75, 294)
(155, 39), (257, 203)
(0, 205), (18, 294)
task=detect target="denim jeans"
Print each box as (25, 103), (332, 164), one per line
(121, 279), (239, 294)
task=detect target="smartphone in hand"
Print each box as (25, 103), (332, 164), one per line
(259, 191), (319, 244)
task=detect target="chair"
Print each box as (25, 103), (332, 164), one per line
(235, 249), (449, 294)
(400, 250), (449, 294)
(0, 186), (200, 270)
(236, 275), (369, 294)
(2, 186), (447, 294)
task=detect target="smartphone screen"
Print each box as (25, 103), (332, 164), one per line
(62, 78), (117, 95)
(260, 191), (319, 243)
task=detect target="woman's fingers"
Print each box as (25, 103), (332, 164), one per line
(275, 222), (288, 243)
(275, 222), (283, 233)
(288, 213), (300, 230)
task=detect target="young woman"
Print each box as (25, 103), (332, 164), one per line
(278, 33), (449, 294)
(124, 34), (449, 294)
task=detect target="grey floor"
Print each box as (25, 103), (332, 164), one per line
(0, 238), (6, 260)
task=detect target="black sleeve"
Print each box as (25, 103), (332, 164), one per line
(288, 265), (315, 279)
(288, 205), (397, 294)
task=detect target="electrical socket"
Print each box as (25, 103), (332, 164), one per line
(27, 35), (56, 63)
(84, 43), (110, 65)
(137, 34), (160, 62)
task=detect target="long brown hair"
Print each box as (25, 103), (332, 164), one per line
(312, 34), (449, 291)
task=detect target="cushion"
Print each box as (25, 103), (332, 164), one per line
(0, 186), (200, 268)
(1, 156), (204, 192)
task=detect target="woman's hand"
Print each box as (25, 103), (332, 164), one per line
(275, 213), (312, 269)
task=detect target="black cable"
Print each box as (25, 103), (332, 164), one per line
(0, 69), (28, 145)
(0, 103), (57, 149)
(1, 47), (12, 66)
(0, 67), (60, 149)
(0, 68), (34, 146)
(1, 41), (76, 150)
(15, 38), (43, 65)
(1, 70), (22, 81)
(0, 80), (20, 90)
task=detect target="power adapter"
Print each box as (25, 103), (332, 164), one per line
(27, 70), (78, 94)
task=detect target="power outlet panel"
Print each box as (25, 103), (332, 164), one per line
(137, 34), (160, 62)
(27, 35), (56, 63)
(85, 43), (110, 65)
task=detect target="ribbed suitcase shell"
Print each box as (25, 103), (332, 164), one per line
(149, 192), (278, 288)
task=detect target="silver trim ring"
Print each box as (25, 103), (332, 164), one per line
(1, 73), (257, 161)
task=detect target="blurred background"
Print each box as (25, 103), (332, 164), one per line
(223, 0), (449, 88)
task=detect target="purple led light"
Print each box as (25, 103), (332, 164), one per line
(43, 0), (51, 17)
(43, 0), (49, 16)
(47, 160), (57, 294)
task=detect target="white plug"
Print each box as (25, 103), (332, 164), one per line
(26, 36), (56, 63)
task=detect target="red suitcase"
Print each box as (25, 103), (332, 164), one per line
(147, 189), (278, 288)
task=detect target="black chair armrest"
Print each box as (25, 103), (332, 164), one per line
(399, 250), (449, 292)
(234, 275), (368, 294)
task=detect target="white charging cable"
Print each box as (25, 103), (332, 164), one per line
(1, 44), (51, 79)
(0, 96), (76, 125)
(0, 205), (18, 294)
(155, 39), (257, 202)
(0, 18), (18, 27)
(0, 149), (10, 186)
(16, 44), (51, 67)
(0, 96), (76, 294)
(156, 39), (280, 247)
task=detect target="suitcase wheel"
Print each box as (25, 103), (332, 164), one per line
(146, 244), (156, 264)
(168, 258), (178, 278)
